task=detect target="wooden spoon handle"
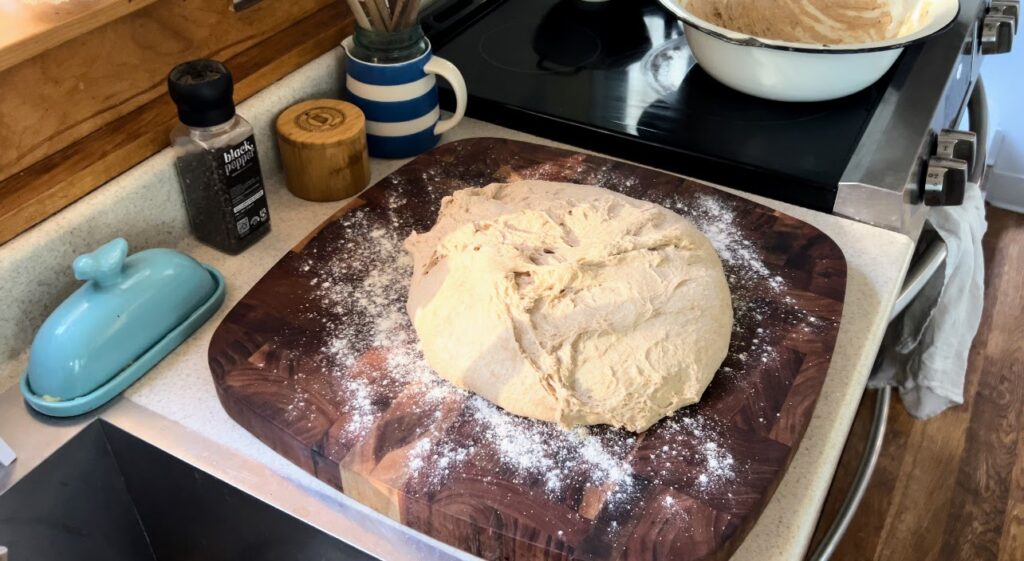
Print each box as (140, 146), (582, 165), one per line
(362, 0), (389, 31)
(389, 0), (408, 30)
(400, 0), (421, 30)
(345, 0), (372, 29)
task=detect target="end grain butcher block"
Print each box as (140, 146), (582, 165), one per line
(208, 138), (847, 561)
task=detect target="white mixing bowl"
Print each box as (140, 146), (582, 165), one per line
(657, 0), (961, 102)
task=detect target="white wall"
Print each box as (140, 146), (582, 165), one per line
(981, 45), (1024, 211)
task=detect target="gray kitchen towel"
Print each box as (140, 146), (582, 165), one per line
(869, 182), (988, 419)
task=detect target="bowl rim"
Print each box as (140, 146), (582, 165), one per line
(658, 0), (961, 53)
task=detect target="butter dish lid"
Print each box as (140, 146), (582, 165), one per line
(21, 238), (226, 416)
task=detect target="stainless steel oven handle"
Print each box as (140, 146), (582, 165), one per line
(808, 385), (891, 561)
(967, 76), (989, 185)
(808, 236), (947, 560)
(891, 238), (948, 320)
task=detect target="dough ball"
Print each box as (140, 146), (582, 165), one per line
(684, 0), (928, 45)
(404, 181), (733, 432)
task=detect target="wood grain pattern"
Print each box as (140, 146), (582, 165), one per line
(276, 99), (370, 202)
(209, 139), (848, 561)
(809, 206), (1024, 561)
(0, 2), (353, 246)
(0, 0), (334, 183)
(0, 0), (159, 73)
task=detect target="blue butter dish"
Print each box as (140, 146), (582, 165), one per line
(20, 238), (225, 417)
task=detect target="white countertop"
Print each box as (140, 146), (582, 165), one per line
(0, 48), (915, 560)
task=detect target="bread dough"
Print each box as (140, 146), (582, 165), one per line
(404, 181), (733, 432)
(684, 0), (930, 45)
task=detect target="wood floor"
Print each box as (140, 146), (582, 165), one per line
(808, 205), (1024, 560)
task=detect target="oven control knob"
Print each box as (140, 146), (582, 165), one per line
(936, 129), (977, 175)
(923, 157), (968, 206)
(982, 15), (1015, 54)
(991, 1), (1020, 34)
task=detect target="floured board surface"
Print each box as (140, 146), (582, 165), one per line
(208, 138), (847, 561)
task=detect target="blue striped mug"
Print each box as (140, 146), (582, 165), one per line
(342, 36), (467, 159)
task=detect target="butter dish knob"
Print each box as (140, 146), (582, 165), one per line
(73, 238), (129, 288)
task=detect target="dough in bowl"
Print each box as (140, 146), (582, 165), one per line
(684, 0), (932, 45)
(404, 181), (733, 432)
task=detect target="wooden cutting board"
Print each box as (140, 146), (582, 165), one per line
(208, 138), (847, 561)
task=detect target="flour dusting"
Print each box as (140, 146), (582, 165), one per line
(298, 176), (821, 511)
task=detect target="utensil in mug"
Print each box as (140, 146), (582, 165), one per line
(343, 35), (467, 158)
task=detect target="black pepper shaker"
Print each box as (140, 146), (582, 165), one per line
(167, 59), (271, 254)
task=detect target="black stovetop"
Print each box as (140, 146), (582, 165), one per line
(424, 0), (902, 212)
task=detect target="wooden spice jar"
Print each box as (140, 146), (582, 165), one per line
(275, 99), (370, 202)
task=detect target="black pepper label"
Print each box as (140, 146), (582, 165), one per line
(220, 135), (269, 239)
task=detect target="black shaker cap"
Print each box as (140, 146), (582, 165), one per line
(167, 60), (236, 127)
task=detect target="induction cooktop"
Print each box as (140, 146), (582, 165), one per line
(422, 0), (984, 224)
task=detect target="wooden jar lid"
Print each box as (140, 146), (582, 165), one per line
(275, 99), (370, 202)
